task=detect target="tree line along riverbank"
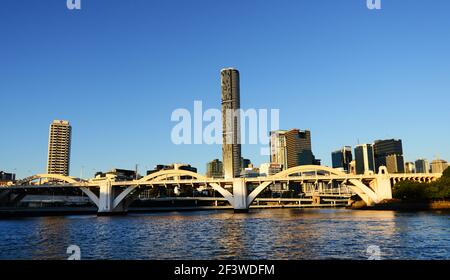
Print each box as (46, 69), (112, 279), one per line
(351, 167), (450, 211)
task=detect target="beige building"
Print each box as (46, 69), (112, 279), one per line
(431, 159), (448, 174)
(221, 68), (241, 179)
(404, 162), (415, 174)
(47, 120), (71, 176)
(386, 154), (404, 174)
(349, 160), (357, 175)
(259, 163), (283, 177)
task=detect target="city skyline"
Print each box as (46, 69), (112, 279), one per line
(1, 1), (450, 178)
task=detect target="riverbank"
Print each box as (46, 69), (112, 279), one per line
(350, 199), (450, 211)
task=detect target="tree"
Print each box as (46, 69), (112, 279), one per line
(392, 181), (427, 201)
(442, 166), (450, 178)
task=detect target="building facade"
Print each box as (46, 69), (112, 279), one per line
(415, 158), (430, 174)
(373, 139), (404, 173)
(206, 159), (224, 178)
(259, 163), (283, 177)
(354, 144), (375, 175)
(92, 168), (137, 182)
(386, 154), (405, 174)
(431, 159), (448, 174)
(405, 162), (416, 174)
(331, 146), (353, 173)
(0, 171), (16, 185)
(240, 167), (260, 178)
(147, 163), (197, 175)
(221, 68), (242, 179)
(47, 120), (72, 176)
(270, 129), (316, 170)
(241, 158), (252, 170)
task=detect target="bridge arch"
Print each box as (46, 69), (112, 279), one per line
(17, 174), (83, 185)
(112, 169), (234, 210)
(247, 165), (379, 207)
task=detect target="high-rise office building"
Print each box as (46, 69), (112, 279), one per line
(221, 68), (241, 179)
(47, 120), (71, 176)
(373, 139), (404, 173)
(386, 154), (405, 174)
(332, 146), (353, 173)
(354, 144), (375, 175)
(270, 129), (316, 170)
(405, 162), (415, 174)
(430, 159), (448, 174)
(206, 159), (224, 178)
(415, 158), (430, 174)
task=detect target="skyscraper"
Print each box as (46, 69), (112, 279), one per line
(332, 146), (353, 173)
(221, 68), (241, 179)
(47, 120), (71, 176)
(354, 144), (375, 175)
(270, 129), (316, 170)
(373, 139), (404, 173)
(415, 158), (430, 174)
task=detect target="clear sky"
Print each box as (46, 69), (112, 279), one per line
(1, 0), (449, 178)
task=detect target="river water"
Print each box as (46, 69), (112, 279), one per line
(0, 209), (449, 260)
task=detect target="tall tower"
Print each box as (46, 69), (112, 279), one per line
(47, 120), (72, 176)
(221, 68), (241, 179)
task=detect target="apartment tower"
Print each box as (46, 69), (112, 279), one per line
(47, 120), (72, 176)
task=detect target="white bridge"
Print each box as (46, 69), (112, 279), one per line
(1, 165), (441, 215)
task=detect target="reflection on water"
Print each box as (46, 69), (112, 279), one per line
(0, 209), (449, 260)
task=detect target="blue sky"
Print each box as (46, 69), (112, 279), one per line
(1, 0), (449, 178)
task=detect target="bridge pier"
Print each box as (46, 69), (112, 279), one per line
(97, 181), (127, 216)
(233, 179), (249, 213)
(374, 172), (393, 202)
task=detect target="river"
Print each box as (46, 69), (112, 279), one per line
(0, 209), (449, 260)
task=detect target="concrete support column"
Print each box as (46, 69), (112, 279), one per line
(233, 179), (248, 213)
(97, 180), (125, 216)
(374, 175), (393, 201)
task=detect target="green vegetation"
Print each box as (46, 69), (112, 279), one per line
(393, 167), (450, 201)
